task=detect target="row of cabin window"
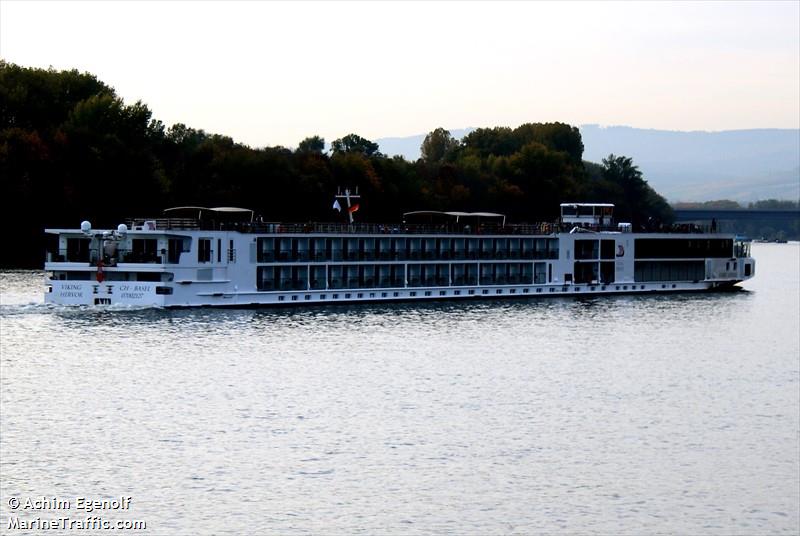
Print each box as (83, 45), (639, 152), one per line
(255, 237), (559, 262)
(256, 262), (553, 291)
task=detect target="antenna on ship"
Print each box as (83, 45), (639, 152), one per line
(334, 186), (361, 224)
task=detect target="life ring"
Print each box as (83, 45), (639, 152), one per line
(616, 244), (625, 257)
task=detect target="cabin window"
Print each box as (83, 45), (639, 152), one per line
(575, 240), (599, 260)
(634, 238), (733, 259)
(66, 238), (91, 263)
(167, 238), (187, 264)
(198, 238), (212, 263)
(534, 262), (547, 284)
(601, 240), (616, 260)
(131, 239), (158, 263)
(634, 261), (705, 282)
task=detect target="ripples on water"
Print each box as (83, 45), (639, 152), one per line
(1, 243), (798, 534)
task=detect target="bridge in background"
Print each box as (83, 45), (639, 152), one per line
(673, 208), (799, 239)
(673, 208), (800, 223)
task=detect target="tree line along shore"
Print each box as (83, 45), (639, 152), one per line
(2, 61), (674, 268)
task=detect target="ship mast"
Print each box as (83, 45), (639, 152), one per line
(335, 186), (361, 224)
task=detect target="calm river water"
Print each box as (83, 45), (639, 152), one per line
(1, 243), (798, 535)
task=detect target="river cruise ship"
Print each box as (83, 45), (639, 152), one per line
(44, 203), (754, 307)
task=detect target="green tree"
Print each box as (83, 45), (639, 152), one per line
(330, 133), (382, 157)
(420, 127), (459, 163)
(601, 154), (672, 227)
(461, 127), (515, 157)
(297, 135), (325, 154)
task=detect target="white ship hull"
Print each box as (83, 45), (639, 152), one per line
(44, 224), (754, 308)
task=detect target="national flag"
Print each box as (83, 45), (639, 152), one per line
(348, 203), (360, 214)
(333, 199), (342, 212)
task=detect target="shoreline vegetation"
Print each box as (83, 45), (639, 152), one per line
(0, 61), (794, 268)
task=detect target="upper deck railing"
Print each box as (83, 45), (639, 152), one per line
(124, 218), (719, 236)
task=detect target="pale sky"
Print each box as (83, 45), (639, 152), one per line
(1, 1), (798, 148)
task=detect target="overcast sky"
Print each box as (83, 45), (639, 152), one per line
(1, 1), (798, 148)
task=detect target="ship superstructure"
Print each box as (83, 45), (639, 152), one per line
(44, 203), (754, 307)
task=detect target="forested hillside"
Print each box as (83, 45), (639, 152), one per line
(1, 62), (672, 267)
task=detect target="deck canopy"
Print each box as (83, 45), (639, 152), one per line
(164, 206), (254, 222)
(403, 210), (506, 226)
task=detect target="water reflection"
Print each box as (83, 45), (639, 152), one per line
(0, 244), (797, 534)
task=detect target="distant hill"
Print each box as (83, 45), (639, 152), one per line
(377, 125), (800, 202)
